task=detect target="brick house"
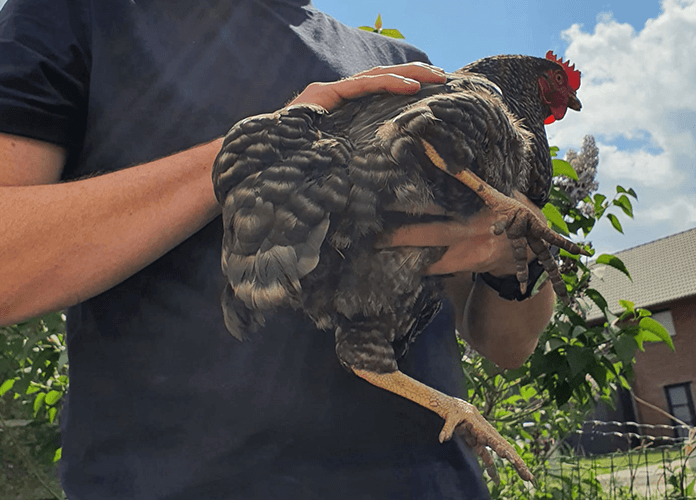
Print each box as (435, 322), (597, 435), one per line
(586, 227), (696, 442)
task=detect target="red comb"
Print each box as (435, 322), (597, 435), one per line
(546, 50), (581, 90)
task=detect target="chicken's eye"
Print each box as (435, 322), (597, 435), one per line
(555, 72), (564, 84)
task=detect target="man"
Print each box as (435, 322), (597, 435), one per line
(0, 0), (553, 497)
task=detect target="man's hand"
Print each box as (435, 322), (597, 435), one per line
(288, 62), (447, 111)
(378, 191), (543, 276)
(378, 191), (554, 369)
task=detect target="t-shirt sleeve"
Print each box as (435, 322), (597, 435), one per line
(0, 0), (90, 148)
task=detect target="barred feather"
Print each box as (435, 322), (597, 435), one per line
(212, 54), (571, 370)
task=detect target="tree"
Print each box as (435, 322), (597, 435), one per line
(0, 312), (67, 498)
(467, 140), (674, 498)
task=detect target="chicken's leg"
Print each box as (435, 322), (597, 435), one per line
(353, 368), (533, 484)
(421, 139), (590, 303)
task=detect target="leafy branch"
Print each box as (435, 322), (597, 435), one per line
(359, 14), (405, 39)
(463, 138), (675, 497)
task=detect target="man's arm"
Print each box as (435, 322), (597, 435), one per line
(380, 192), (554, 369)
(0, 133), (223, 326)
(444, 271), (554, 369)
(0, 64), (447, 327)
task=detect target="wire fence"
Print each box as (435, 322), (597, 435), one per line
(534, 420), (696, 500)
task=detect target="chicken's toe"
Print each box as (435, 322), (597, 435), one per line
(437, 397), (534, 483)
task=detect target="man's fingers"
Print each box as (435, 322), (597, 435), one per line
(288, 63), (447, 111)
(291, 75), (420, 110)
(353, 62), (447, 83)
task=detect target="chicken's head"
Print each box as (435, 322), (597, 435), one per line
(539, 51), (581, 125)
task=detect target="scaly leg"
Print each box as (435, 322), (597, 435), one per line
(353, 368), (534, 484)
(421, 139), (590, 302)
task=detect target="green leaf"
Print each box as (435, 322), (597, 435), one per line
(520, 385), (537, 400)
(549, 146), (559, 157)
(559, 248), (578, 261)
(636, 308), (651, 317)
(686, 478), (695, 496)
(33, 392), (46, 416)
(53, 447), (62, 463)
(528, 351), (550, 378)
(565, 308), (586, 328)
(48, 406), (58, 423)
(618, 187), (638, 199)
(542, 202), (569, 235)
(519, 428), (533, 441)
(481, 358), (499, 377)
(588, 362), (608, 387)
(633, 330), (653, 351)
(550, 184), (571, 202)
(358, 26), (377, 33)
(605, 307), (619, 326)
(566, 347), (593, 377)
(596, 254), (632, 281)
(45, 390), (62, 406)
(379, 28), (405, 39)
(585, 288), (609, 314)
(58, 349), (69, 369)
(12, 376), (30, 396)
(0, 378), (15, 396)
(374, 13), (382, 31)
(593, 193), (607, 212)
(554, 380), (573, 406)
(552, 159), (578, 180)
(42, 311), (66, 334)
(639, 317), (675, 351)
(614, 334), (638, 364)
(544, 337), (565, 353)
(619, 299), (635, 313)
(612, 195), (634, 218)
(607, 213), (624, 233)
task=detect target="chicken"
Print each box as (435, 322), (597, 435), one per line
(212, 51), (584, 482)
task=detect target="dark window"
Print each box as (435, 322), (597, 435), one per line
(664, 382), (696, 438)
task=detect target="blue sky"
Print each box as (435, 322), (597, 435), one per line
(314, 0), (660, 69)
(315, 0), (696, 255)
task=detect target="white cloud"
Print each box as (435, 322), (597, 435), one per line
(548, 0), (696, 249)
(597, 142), (680, 187)
(635, 196), (696, 225)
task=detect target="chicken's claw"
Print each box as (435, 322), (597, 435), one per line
(438, 397), (534, 484)
(459, 426), (500, 484)
(353, 369), (535, 484)
(420, 137), (588, 303)
(488, 193), (588, 303)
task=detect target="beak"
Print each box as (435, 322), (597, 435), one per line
(568, 92), (582, 112)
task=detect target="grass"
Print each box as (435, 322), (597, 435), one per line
(546, 448), (694, 475)
(540, 447), (696, 500)
(580, 448), (690, 475)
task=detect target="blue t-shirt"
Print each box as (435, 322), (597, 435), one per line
(0, 0), (490, 498)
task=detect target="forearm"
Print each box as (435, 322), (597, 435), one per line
(0, 62), (447, 327)
(445, 272), (554, 369)
(0, 138), (223, 326)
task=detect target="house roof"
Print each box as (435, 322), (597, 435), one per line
(586, 227), (696, 320)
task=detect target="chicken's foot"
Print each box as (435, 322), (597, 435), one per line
(421, 139), (590, 302)
(353, 368), (533, 484)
